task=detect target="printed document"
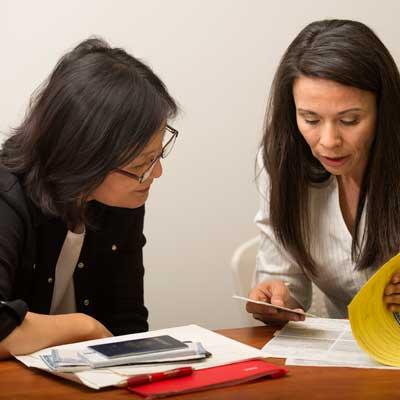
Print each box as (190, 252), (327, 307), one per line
(261, 317), (399, 369)
(15, 324), (264, 389)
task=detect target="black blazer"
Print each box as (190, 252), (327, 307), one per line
(0, 168), (148, 341)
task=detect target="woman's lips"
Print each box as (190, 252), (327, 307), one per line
(136, 186), (150, 194)
(320, 155), (349, 168)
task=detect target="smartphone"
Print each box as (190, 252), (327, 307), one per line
(88, 335), (188, 359)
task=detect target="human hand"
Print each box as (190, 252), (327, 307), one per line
(246, 280), (305, 324)
(0, 312), (113, 357)
(383, 271), (400, 312)
(78, 313), (113, 340)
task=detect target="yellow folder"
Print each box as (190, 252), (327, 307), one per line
(348, 253), (400, 366)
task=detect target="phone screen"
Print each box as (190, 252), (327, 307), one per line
(88, 335), (188, 359)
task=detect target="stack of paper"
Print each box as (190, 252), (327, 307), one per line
(41, 349), (89, 372)
(348, 253), (400, 366)
(15, 324), (264, 389)
(261, 317), (399, 369)
(41, 341), (209, 371)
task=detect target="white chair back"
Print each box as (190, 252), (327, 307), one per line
(231, 237), (327, 320)
(230, 236), (263, 326)
(231, 236), (259, 297)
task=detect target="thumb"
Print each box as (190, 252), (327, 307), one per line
(269, 282), (288, 307)
(270, 294), (285, 307)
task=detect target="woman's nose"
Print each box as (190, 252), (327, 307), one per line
(151, 159), (163, 179)
(319, 123), (342, 149)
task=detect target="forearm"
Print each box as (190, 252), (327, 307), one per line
(0, 343), (10, 360)
(0, 311), (111, 357)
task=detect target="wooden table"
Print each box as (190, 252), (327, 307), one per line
(1, 326), (399, 400)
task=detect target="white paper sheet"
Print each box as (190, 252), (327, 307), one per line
(232, 295), (316, 317)
(15, 324), (264, 389)
(261, 317), (400, 369)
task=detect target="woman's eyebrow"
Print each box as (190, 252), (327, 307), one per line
(297, 107), (363, 115)
(297, 109), (319, 115)
(129, 149), (159, 165)
(337, 107), (363, 115)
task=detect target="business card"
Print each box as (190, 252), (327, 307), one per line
(232, 295), (316, 317)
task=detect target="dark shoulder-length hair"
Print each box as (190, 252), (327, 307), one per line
(262, 19), (400, 274)
(1, 37), (177, 225)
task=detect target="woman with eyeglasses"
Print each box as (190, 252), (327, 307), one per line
(247, 19), (400, 324)
(0, 38), (178, 358)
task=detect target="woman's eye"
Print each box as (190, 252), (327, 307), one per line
(305, 119), (320, 125)
(127, 153), (158, 171)
(129, 164), (144, 171)
(340, 119), (359, 126)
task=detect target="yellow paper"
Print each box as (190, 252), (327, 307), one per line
(348, 253), (400, 366)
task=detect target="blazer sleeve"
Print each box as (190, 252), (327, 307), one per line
(0, 197), (29, 341)
(254, 155), (312, 311)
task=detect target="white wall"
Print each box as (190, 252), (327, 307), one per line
(2, 0), (400, 330)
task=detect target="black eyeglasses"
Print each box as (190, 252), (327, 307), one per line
(115, 125), (179, 183)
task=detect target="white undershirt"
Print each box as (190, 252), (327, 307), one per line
(50, 228), (85, 315)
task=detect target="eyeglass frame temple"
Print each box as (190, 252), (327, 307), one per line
(116, 125), (179, 182)
(137, 126), (178, 182)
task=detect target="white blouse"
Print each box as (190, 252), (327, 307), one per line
(254, 166), (377, 318)
(50, 228), (86, 315)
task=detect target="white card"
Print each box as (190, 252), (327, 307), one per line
(232, 295), (316, 317)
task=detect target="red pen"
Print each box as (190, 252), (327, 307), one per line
(117, 366), (193, 387)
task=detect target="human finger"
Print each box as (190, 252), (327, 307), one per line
(384, 282), (400, 297)
(390, 271), (400, 284)
(253, 308), (305, 323)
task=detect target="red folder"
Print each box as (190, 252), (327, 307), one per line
(127, 360), (288, 399)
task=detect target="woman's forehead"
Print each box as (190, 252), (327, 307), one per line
(293, 76), (376, 113)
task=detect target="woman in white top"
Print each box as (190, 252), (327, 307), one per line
(247, 19), (400, 324)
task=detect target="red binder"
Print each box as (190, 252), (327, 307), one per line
(127, 360), (288, 399)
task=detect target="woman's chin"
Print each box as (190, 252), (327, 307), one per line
(127, 192), (150, 208)
(96, 195), (148, 209)
(120, 197), (148, 209)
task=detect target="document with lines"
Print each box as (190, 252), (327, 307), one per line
(15, 324), (264, 389)
(261, 317), (399, 369)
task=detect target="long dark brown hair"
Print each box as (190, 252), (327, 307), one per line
(262, 19), (400, 274)
(1, 37), (177, 225)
